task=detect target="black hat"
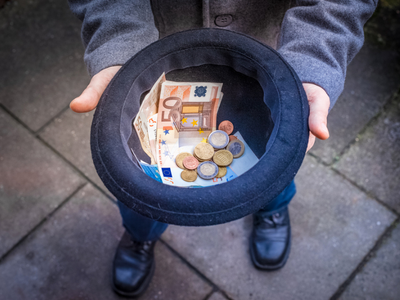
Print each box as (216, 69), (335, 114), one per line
(91, 29), (309, 226)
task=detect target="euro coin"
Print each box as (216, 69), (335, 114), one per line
(213, 150), (233, 167)
(181, 169), (198, 182)
(175, 152), (193, 169)
(197, 161), (219, 179)
(227, 140), (245, 158)
(216, 166), (227, 178)
(183, 156), (199, 170)
(208, 130), (229, 149)
(194, 143), (214, 161)
(218, 120), (234, 135)
(229, 135), (238, 142)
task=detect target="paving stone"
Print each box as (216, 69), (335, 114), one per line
(208, 292), (228, 300)
(0, 184), (213, 300)
(334, 96), (400, 213)
(340, 224), (400, 300)
(39, 109), (112, 197)
(162, 155), (396, 300)
(0, 108), (85, 258)
(0, 0), (89, 131)
(310, 44), (400, 165)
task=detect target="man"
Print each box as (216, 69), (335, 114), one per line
(68, 0), (377, 297)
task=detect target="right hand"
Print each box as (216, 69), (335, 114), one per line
(70, 66), (122, 113)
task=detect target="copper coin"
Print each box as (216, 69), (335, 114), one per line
(175, 152), (193, 169)
(218, 120), (234, 135)
(181, 169), (198, 182)
(229, 135), (238, 141)
(183, 156), (199, 170)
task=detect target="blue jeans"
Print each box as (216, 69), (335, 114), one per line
(118, 180), (296, 242)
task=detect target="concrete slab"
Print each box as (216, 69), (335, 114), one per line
(310, 44), (400, 165)
(334, 96), (400, 213)
(39, 109), (112, 197)
(0, 108), (85, 258)
(162, 156), (396, 300)
(0, 184), (213, 300)
(340, 224), (400, 300)
(0, 0), (89, 131)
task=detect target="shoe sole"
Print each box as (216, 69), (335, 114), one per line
(249, 227), (291, 271)
(112, 261), (155, 298)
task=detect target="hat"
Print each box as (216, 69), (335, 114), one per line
(91, 28), (309, 226)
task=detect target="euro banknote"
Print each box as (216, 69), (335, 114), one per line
(156, 80), (223, 185)
(133, 73), (165, 164)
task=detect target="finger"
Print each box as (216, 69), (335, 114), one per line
(306, 132), (316, 152)
(303, 83), (330, 140)
(70, 66), (121, 113)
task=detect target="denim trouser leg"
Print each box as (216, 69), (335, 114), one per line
(257, 180), (296, 214)
(117, 201), (168, 242)
(118, 180), (296, 241)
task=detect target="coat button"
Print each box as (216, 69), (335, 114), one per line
(215, 14), (233, 27)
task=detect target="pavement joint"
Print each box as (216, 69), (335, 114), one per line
(331, 88), (400, 167)
(330, 217), (400, 300)
(330, 167), (400, 217)
(203, 289), (220, 300)
(307, 151), (399, 217)
(34, 104), (71, 135)
(159, 239), (235, 300)
(0, 182), (88, 264)
(0, 103), (116, 205)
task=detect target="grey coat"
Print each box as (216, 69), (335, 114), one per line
(69, 0), (377, 108)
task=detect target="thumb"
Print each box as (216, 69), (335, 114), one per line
(70, 66), (121, 113)
(303, 83), (330, 140)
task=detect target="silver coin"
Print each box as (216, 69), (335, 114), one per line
(227, 140), (245, 158)
(197, 161), (219, 179)
(208, 130), (229, 149)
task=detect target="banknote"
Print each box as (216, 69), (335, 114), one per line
(133, 73), (166, 164)
(147, 113), (158, 163)
(156, 81), (223, 185)
(139, 161), (162, 183)
(157, 132), (259, 187)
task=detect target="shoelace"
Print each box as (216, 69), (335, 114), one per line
(254, 213), (281, 227)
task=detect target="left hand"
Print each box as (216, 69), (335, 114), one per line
(302, 83), (330, 152)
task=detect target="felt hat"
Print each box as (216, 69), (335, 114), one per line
(91, 28), (309, 226)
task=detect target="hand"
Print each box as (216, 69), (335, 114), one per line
(302, 83), (330, 152)
(70, 66), (122, 113)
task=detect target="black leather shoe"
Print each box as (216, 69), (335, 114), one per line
(250, 206), (291, 270)
(112, 231), (156, 298)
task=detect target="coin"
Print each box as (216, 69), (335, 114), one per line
(229, 135), (238, 142)
(194, 143), (214, 161)
(197, 161), (219, 179)
(183, 156), (199, 170)
(208, 130), (229, 149)
(181, 169), (198, 182)
(227, 140), (245, 158)
(175, 152), (193, 169)
(218, 120), (234, 135)
(216, 166), (227, 178)
(213, 150), (233, 167)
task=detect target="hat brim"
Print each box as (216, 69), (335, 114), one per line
(91, 28), (309, 226)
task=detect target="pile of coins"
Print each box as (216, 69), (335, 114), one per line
(175, 120), (246, 182)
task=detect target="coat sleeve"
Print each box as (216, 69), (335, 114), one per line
(68, 0), (159, 77)
(278, 0), (377, 109)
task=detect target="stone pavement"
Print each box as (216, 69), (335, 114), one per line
(0, 1), (399, 299)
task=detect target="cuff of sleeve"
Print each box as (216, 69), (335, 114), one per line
(278, 50), (344, 110)
(84, 34), (157, 77)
